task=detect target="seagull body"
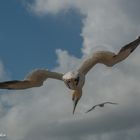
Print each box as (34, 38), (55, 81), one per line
(0, 37), (140, 114)
(86, 102), (118, 113)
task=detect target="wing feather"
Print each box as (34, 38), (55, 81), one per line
(0, 69), (63, 90)
(78, 37), (140, 75)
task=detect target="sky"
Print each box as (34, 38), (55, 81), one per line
(0, 0), (83, 79)
(0, 0), (140, 140)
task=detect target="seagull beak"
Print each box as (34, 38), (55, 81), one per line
(73, 98), (79, 114)
(85, 109), (91, 113)
(72, 90), (82, 114)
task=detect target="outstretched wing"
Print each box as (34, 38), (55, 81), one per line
(85, 105), (98, 113)
(78, 36), (140, 75)
(0, 69), (63, 90)
(104, 102), (118, 105)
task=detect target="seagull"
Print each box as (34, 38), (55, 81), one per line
(0, 37), (140, 114)
(86, 102), (118, 113)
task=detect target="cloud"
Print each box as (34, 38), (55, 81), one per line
(0, 0), (140, 140)
(29, 0), (140, 54)
(28, 0), (76, 15)
(1, 48), (140, 140)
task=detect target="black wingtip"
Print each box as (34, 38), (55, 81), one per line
(85, 110), (90, 113)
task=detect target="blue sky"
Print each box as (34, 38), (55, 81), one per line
(0, 0), (83, 79)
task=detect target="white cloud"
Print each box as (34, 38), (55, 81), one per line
(29, 0), (76, 15)
(0, 0), (140, 140)
(1, 47), (140, 140)
(29, 0), (140, 55)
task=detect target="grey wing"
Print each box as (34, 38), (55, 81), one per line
(86, 105), (98, 113)
(104, 102), (118, 105)
(0, 69), (63, 90)
(78, 36), (140, 75)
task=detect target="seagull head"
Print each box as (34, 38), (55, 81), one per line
(62, 71), (85, 114)
(62, 71), (85, 90)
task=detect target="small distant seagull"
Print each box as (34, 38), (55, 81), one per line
(86, 102), (118, 113)
(0, 36), (139, 114)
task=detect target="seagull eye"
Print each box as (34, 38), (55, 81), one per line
(75, 77), (80, 86)
(65, 80), (71, 89)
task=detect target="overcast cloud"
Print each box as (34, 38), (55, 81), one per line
(0, 0), (140, 140)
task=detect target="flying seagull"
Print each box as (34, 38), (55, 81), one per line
(0, 36), (140, 114)
(86, 102), (118, 113)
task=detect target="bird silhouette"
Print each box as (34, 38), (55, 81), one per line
(0, 36), (139, 114)
(86, 102), (118, 113)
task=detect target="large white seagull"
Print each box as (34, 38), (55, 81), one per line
(0, 37), (140, 114)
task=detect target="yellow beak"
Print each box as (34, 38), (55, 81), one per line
(72, 89), (82, 114)
(73, 98), (79, 114)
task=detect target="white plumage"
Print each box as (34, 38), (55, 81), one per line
(0, 36), (140, 114)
